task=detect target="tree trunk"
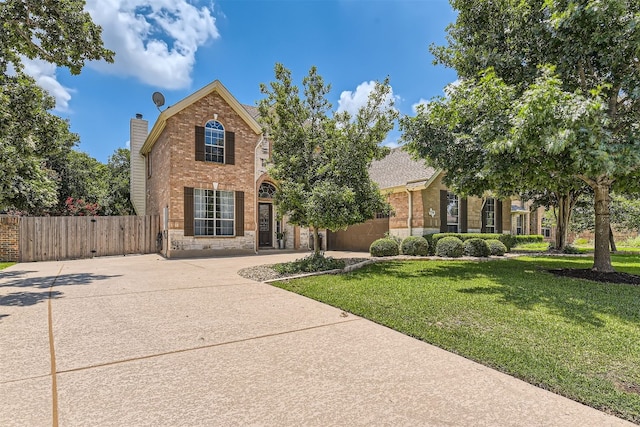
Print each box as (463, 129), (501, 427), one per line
(554, 193), (572, 250)
(609, 225), (617, 252)
(593, 182), (614, 272)
(312, 227), (321, 256)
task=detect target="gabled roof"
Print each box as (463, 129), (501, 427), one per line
(242, 104), (260, 120)
(141, 80), (262, 154)
(369, 147), (440, 190)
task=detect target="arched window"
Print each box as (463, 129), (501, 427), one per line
(258, 182), (276, 198)
(205, 120), (224, 163)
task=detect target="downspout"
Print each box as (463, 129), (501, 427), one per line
(406, 188), (413, 237)
(253, 135), (265, 254)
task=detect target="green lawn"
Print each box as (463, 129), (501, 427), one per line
(0, 262), (14, 270)
(273, 254), (640, 423)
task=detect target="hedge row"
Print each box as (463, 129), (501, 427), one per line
(424, 233), (544, 252)
(371, 233), (544, 257)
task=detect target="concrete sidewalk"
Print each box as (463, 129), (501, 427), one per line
(0, 252), (633, 426)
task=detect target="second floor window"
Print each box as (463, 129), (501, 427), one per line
(205, 120), (224, 163)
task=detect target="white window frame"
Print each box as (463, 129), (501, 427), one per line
(204, 120), (225, 163)
(516, 214), (524, 235)
(194, 189), (235, 236)
(447, 192), (459, 233)
(485, 198), (496, 233)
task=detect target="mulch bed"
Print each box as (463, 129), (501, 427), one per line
(547, 268), (640, 285)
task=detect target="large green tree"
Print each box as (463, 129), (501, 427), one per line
(0, 0), (114, 213)
(0, 76), (78, 212)
(258, 64), (397, 254)
(403, 0), (640, 272)
(0, 0), (113, 75)
(104, 148), (135, 216)
(46, 149), (109, 215)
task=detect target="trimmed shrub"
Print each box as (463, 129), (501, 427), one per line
(427, 233), (516, 251)
(370, 238), (400, 257)
(423, 234), (437, 256)
(486, 239), (507, 256)
(498, 234), (517, 251)
(435, 236), (464, 258)
(384, 232), (402, 246)
(514, 234), (544, 245)
(562, 245), (581, 254)
(400, 236), (430, 256)
(273, 253), (345, 274)
(463, 238), (490, 257)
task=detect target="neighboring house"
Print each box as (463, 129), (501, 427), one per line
(327, 148), (542, 251)
(129, 80), (306, 258)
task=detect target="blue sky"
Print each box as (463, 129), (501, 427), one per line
(27, 0), (458, 163)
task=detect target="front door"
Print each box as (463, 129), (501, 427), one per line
(258, 203), (273, 247)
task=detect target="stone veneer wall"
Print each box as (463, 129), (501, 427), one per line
(0, 216), (20, 262)
(168, 230), (256, 257)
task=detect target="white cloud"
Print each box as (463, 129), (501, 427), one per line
(337, 81), (397, 117)
(381, 137), (401, 149)
(443, 79), (462, 96)
(411, 98), (429, 114)
(85, 0), (220, 89)
(410, 79), (462, 115)
(22, 58), (73, 111)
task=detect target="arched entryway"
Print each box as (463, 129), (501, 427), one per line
(258, 182), (277, 248)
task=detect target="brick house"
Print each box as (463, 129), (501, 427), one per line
(129, 80), (306, 258)
(327, 148), (543, 251)
(130, 80), (542, 257)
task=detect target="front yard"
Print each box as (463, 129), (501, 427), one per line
(273, 254), (640, 423)
(0, 262), (14, 270)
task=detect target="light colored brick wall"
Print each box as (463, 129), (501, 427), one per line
(146, 91), (262, 255)
(411, 190), (425, 228)
(501, 199), (512, 234)
(0, 216), (20, 262)
(421, 173), (446, 230)
(466, 196), (483, 232)
(388, 192), (408, 230)
(386, 171), (512, 235)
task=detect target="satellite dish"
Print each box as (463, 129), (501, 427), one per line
(152, 92), (165, 111)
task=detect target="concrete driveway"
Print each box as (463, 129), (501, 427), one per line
(0, 252), (632, 426)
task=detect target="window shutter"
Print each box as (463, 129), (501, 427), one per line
(225, 131), (235, 165)
(481, 201), (487, 233)
(184, 187), (194, 236)
(460, 198), (468, 233)
(235, 191), (244, 236)
(496, 200), (503, 233)
(439, 190), (448, 233)
(195, 126), (205, 161)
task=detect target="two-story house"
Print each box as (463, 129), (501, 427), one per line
(129, 80), (303, 258)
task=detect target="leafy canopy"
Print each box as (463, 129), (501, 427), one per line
(258, 63), (397, 247)
(402, 0), (640, 271)
(0, 0), (114, 213)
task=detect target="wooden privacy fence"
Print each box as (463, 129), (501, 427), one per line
(17, 215), (160, 262)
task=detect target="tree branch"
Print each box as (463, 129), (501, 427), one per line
(577, 174), (597, 188)
(12, 22), (57, 64)
(577, 59), (587, 92)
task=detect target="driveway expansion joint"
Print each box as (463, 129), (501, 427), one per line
(56, 317), (362, 375)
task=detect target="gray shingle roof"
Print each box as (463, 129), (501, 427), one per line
(242, 104), (260, 120)
(369, 147), (437, 190)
